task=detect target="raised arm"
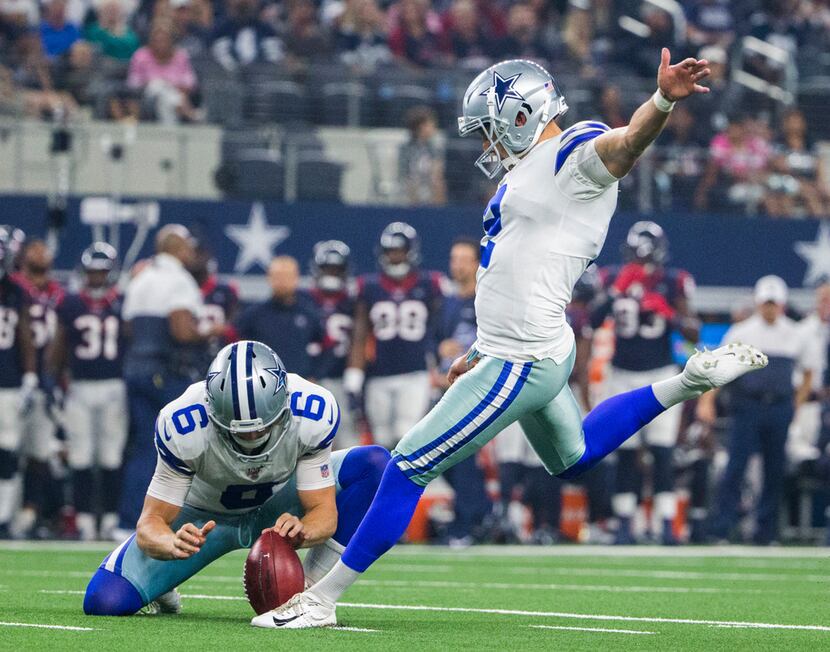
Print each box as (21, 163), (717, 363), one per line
(595, 48), (711, 179)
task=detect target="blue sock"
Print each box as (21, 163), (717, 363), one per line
(84, 568), (144, 616)
(558, 386), (665, 480)
(332, 445), (390, 546)
(340, 460), (424, 573)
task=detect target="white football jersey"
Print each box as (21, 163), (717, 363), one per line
(147, 373), (340, 514)
(474, 121), (619, 363)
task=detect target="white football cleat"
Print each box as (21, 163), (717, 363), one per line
(250, 592), (336, 629)
(682, 342), (768, 391)
(140, 589), (182, 615)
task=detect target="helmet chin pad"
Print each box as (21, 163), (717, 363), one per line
(317, 274), (345, 292)
(381, 260), (411, 279)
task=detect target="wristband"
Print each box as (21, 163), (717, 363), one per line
(343, 367), (365, 395)
(22, 372), (38, 390)
(652, 90), (675, 113)
(465, 347), (482, 365)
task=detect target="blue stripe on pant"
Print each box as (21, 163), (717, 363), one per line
(392, 358), (542, 486)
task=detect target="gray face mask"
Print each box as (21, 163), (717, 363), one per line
(316, 274), (345, 293)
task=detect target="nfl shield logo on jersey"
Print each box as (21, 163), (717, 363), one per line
(246, 465), (264, 480)
(320, 464), (330, 478)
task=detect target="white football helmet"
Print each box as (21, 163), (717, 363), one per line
(458, 59), (568, 178)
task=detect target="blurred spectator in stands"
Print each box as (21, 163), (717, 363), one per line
(495, 2), (553, 62)
(440, 0), (493, 69)
(562, 1), (595, 75)
(84, 0), (139, 61)
(399, 105), (446, 206)
(282, 0), (330, 64)
(686, 44), (735, 137)
(764, 108), (830, 218)
(596, 84), (627, 129)
(128, 21), (200, 124)
(1, 0), (38, 33)
(211, 0), (284, 71)
(55, 38), (95, 104)
(746, 0), (805, 86)
(654, 103), (707, 209)
(694, 113), (772, 214)
(40, 0), (79, 59)
(686, 0), (735, 48)
(236, 256), (322, 379)
(170, 0), (212, 59)
(332, 0), (390, 72)
(388, 0), (442, 68)
(625, 4), (688, 78)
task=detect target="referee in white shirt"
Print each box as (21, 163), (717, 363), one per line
(117, 225), (223, 532)
(699, 275), (815, 544)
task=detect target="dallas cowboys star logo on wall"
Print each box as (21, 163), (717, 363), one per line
(481, 71), (523, 113)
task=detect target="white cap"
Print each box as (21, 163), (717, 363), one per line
(754, 275), (788, 305)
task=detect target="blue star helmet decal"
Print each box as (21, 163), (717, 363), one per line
(205, 371), (220, 400)
(264, 366), (287, 395)
(481, 71), (524, 113)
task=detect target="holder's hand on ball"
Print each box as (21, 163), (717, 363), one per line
(265, 513), (306, 549)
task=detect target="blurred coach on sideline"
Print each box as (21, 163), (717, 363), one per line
(700, 275), (815, 544)
(117, 225), (223, 532)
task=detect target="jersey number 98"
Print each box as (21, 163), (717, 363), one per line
(369, 300), (428, 342)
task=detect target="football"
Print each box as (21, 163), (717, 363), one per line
(243, 530), (305, 615)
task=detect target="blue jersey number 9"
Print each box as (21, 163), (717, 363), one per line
(219, 482), (278, 510)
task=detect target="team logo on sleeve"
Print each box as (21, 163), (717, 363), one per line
(320, 464), (330, 478)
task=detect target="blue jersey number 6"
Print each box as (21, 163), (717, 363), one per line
(290, 392), (325, 421)
(171, 404), (209, 435)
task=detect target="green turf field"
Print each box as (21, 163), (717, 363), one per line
(0, 542), (828, 651)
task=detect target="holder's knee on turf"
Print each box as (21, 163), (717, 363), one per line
(83, 568), (144, 616)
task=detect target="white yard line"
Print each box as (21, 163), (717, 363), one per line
(0, 621), (95, 632)
(530, 624), (656, 635)
(508, 567), (829, 583)
(37, 591), (830, 633)
(334, 602), (830, 633)
(356, 579), (756, 594)
(332, 626), (380, 633)
(386, 545), (830, 559)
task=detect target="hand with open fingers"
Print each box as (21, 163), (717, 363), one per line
(657, 47), (711, 102)
(170, 520), (215, 560)
(267, 513), (306, 549)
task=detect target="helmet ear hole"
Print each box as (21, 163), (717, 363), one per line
(259, 376), (267, 389)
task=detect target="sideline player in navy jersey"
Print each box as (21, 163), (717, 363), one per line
(306, 241), (358, 449)
(0, 226), (36, 538)
(11, 239), (66, 536)
(47, 243), (127, 541)
(190, 244), (239, 361)
(433, 238), (490, 545)
(594, 221), (700, 544)
(344, 223), (445, 449)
